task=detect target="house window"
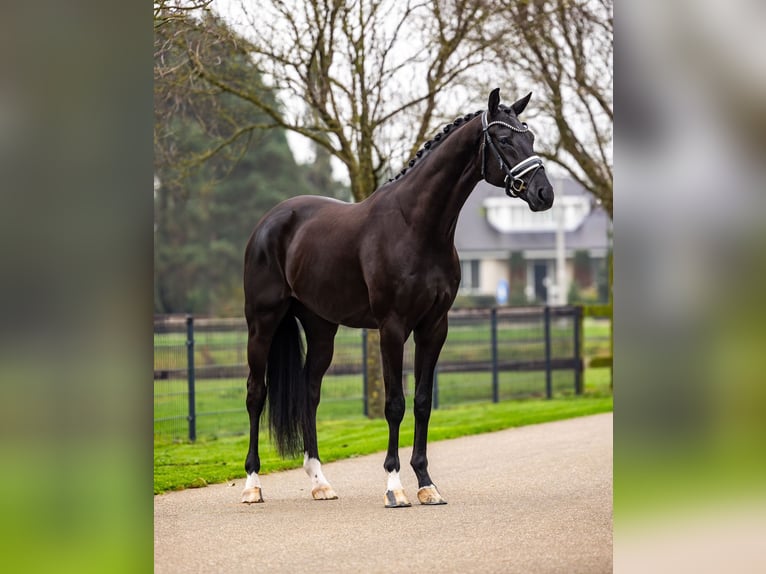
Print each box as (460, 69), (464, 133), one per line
(459, 259), (480, 292)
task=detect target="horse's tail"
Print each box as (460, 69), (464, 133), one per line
(267, 307), (308, 458)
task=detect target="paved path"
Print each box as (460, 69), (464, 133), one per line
(155, 413), (612, 573)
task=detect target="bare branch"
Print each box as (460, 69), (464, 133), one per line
(489, 0), (613, 217)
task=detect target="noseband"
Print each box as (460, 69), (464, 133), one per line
(480, 111), (544, 198)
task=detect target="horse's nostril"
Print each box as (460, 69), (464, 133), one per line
(538, 186), (553, 203)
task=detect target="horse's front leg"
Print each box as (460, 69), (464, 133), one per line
(379, 320), (410, 508)
(411, 316), (448, 505)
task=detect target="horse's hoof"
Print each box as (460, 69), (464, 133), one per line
(311, 485), (338, 500)
(384, 489), (412, 508)
(241, 487), (264, 503)
(417, 485), (447, 505)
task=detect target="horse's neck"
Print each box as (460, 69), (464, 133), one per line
(391, 118), (483, 243)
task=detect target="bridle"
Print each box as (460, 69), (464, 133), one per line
(480, 111), (545, 198)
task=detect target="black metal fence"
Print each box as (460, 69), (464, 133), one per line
(154, 306), (586, 441)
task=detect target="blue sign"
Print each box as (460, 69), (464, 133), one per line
(496, 279), (509, 305)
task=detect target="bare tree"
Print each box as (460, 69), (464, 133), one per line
(158, 0), (612, 215)
(491, 0), (613, 217)
(154, 0), (215, 28)
(185, 0), (492, 200)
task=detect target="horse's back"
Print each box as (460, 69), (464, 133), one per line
(247, 195), (351, 258)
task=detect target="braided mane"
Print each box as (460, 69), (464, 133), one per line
(386, 109), (485, 183)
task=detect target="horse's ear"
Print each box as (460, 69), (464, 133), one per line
(488, 88), (500, 116)
(511, 92), (532, 116)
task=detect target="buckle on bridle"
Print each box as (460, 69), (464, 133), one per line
(504, 155), (543, 198)
(505, 175), (525, 198)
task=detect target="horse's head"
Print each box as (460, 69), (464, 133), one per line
(480, 88), (554, 212)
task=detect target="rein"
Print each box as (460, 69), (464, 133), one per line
(480, 111), (544, 198)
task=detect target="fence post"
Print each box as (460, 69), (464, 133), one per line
(361, 328), (368, 417)
(433, 364), (439, 410)
(491, 307), (499, 403)
(544, 306), (552, 399)
(186, 315), (197, 442)
(574, 306), (583, 395)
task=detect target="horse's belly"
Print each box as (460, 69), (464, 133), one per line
(289, 265), (376, 329)
(337, 312), (378, 330)
(296, 291), (377, 329)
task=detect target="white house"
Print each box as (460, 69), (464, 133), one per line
(454, 177), (611, 305)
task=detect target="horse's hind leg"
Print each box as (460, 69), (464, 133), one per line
(241, 305), (288, 503)
(295, 305), (339, 500)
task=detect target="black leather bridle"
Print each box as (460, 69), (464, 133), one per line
(480, 111), (545, 198)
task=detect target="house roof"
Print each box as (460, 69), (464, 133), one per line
(454, 177), (611, 256)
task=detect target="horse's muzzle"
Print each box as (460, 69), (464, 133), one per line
(528, 182), (554, 211)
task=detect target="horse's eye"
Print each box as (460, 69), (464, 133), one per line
(499, 137), (510, 145)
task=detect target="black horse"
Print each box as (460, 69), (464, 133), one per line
(241, 89), (554, 507)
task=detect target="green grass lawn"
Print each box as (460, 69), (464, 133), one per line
(154, 368), (612, 494)
(155, 366), (600, 440)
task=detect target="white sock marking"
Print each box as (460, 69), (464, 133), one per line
(386, 470), (403, 492)
(303, 453), (331, 490)
(244, 472), (261, 490)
